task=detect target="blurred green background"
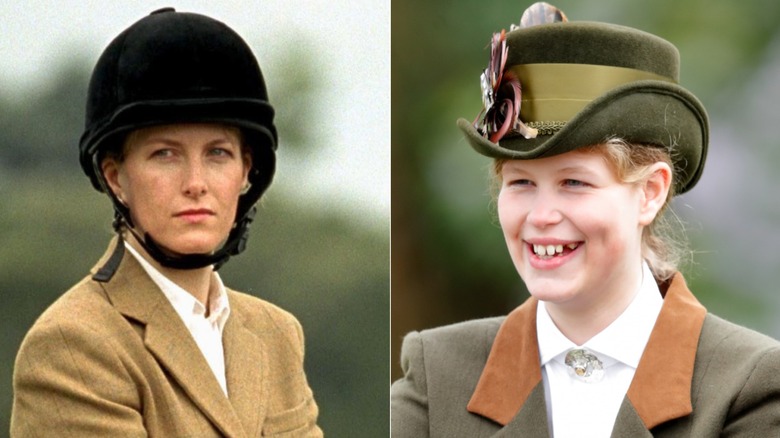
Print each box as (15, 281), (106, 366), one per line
(392, 0), (780, 380)
(1, 1), (389, 436)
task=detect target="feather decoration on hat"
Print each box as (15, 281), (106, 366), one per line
(475, 30), (539, 142)
(475, 3), (570, 142)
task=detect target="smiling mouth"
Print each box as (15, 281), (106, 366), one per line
(531, 242), (580, 259)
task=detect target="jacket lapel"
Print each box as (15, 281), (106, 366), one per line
(94, 238), (247, 438)
(467, 298), (548, 433)
(623, 273), (706, 429)
(610, 399), (653, 437)
(491, 383), (550, 437)
(222, 299), (267, 437)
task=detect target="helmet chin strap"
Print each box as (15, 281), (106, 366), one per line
(124, 208), (255, 271)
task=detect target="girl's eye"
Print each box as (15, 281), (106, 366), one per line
(507, 179), (533, 187)
(563, 179), (588, 187)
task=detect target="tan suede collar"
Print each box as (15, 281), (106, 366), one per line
(467, 273), (707, 429)
(466, 296), (541, 425)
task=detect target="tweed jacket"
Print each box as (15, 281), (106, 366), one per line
(391, 274), (780, 437)
(12, 239), (322, 437)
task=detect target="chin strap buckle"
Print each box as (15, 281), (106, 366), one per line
(92, 237), (126, 282)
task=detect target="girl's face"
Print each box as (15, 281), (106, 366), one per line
(102, 123), (250, 256)
(497, 149), (667, 314)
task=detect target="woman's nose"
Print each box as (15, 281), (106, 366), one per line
(182, 159), (208, 197)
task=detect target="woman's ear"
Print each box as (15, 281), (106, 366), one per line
(241, 150), (253, 189)
(101, 158), (125, 203)
(638, 162), (672, 226)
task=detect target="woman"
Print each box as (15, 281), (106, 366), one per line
(12, 9), (322, 437)
(391, 3), (780, 436)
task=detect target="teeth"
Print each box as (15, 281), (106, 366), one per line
(532, 242), (579, 257)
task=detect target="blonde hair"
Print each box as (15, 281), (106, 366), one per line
(491, 139), (689, 281)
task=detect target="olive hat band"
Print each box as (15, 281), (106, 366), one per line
(511, 63), (675, 133)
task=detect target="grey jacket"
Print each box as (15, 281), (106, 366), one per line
(391, 274), (780, 437)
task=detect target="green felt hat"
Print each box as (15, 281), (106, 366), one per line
(458, 3), (709, 194)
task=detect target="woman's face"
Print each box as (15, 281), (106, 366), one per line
(497, 149), (665, 313)
(102, 123), (250, 255)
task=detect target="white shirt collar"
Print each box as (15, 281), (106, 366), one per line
(537, 261), (663, 369)
(124, 241), (231, 331)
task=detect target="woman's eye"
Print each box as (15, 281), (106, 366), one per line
(209, 147), (234, 158)
(151, 148), (174, 158)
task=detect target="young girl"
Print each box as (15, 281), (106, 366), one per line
(391, 3), (780, 436)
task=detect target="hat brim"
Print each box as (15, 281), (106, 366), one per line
(458, 80), (708, 194)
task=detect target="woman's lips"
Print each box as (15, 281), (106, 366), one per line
(174, 209), (214, 223)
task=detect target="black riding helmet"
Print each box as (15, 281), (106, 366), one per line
(79, 8), (277, 274)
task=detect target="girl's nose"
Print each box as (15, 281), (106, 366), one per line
(526, 193), (563, 228)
